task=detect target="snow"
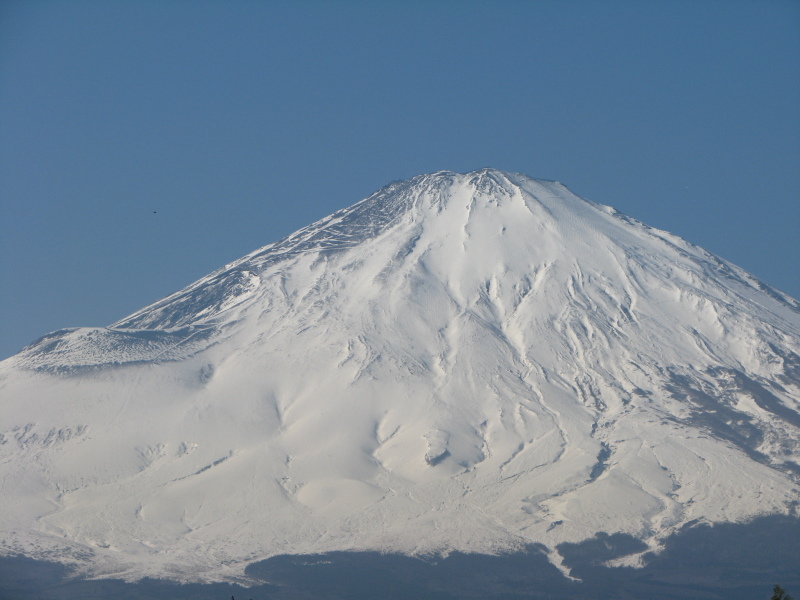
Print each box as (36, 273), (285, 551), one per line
(0, 168), (798, 582)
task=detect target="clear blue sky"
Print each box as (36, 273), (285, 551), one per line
(1, 0), (799, 360)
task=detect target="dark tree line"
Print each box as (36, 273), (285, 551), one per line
(772, 585), (793, 600)
(229, 585), (792, 599)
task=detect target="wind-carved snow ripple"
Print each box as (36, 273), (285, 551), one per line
(14, 325), (217, 372)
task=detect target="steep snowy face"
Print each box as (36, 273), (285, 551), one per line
(1, 169), (799, 582)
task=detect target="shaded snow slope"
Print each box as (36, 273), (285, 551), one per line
(1, 169), (799, 582)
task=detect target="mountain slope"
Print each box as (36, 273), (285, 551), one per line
(1, 169), (799, 582)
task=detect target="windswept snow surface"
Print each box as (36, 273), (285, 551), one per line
(1, 169), (799, 582)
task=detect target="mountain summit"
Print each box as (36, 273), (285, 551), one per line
(2, 169), (799, 581)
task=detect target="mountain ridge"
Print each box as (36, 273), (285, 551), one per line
(1, 169), (798, 582)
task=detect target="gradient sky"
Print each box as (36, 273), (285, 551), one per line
(1, 0), (799, 360)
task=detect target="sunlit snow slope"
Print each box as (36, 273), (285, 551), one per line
(1, 169), (799, 582)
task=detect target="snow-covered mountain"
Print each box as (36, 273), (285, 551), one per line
(1, 169), (799, 582)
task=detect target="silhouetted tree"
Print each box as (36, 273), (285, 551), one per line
(772, 585), (793, 600)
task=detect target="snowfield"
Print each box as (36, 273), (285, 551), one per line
(1, 169), (798, 582)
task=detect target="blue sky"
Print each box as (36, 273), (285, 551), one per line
(1, 0), (799, 359)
